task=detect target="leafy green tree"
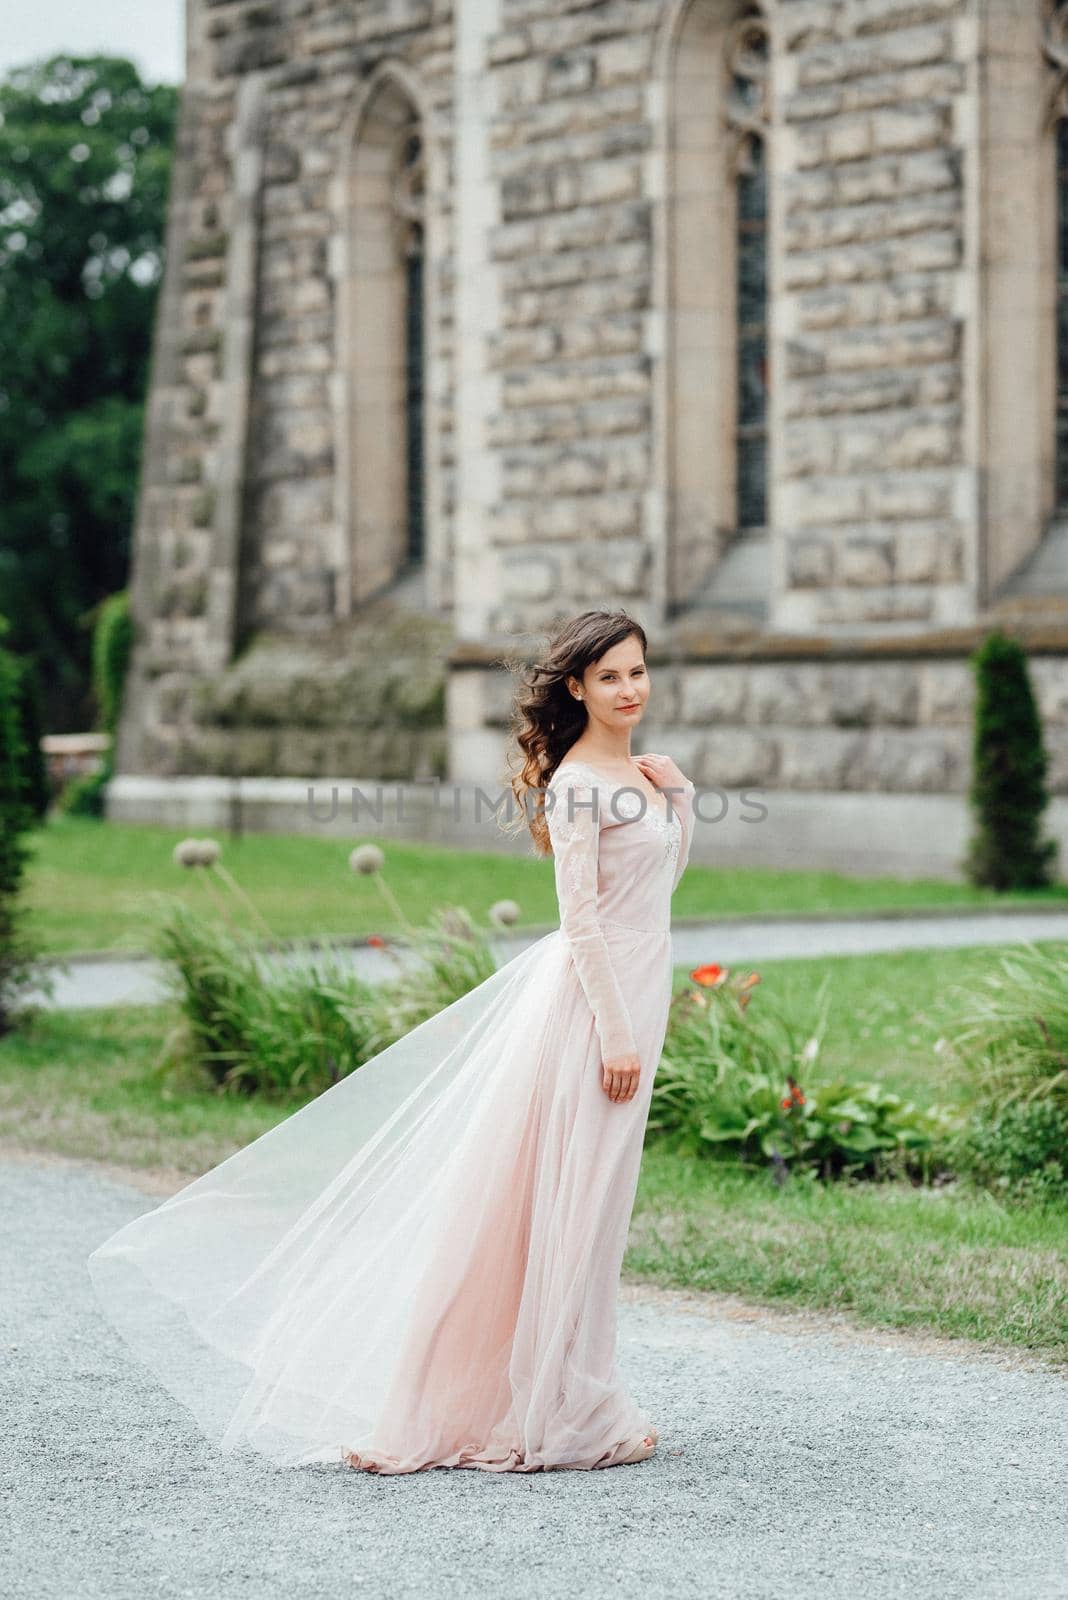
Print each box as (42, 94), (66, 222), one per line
(0, 634), (42, 1032)
(0, 54), (177, 730)
(12, 652), (50, 820)
(964, 630), (1059, 890)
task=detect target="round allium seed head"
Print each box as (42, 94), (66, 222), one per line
(490, 898), (521, 927)
(349, 843), (385, 875)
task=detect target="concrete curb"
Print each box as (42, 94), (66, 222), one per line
(43, 895), (1068, 967)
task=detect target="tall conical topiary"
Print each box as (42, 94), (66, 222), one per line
(964, 630), (1059, 890)
(93, 589), (134, 741)
(59, 589), (133, 818)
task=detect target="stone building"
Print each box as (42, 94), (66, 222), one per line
(112, 0), (1068, 875)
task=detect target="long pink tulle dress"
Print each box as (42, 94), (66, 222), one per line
(86, 757), (696, 1473)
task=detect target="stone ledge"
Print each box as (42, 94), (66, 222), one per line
(50, 894), (1068, 968)
(448, 615), (1068, 668)
(105, 776), (1068, 883)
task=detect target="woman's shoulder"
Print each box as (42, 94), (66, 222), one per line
(548, 764), (590, 799)
(548, 755), (610, 792)
(545, 758), (613, 828)
(550, 747), (587, 778)
(551, 751), (692, 790)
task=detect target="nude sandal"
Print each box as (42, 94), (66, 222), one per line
(619, 1428), (658, 1464)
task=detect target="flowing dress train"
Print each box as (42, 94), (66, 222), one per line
(86, 760), (696, 1473)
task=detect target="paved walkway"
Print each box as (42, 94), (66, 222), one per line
(27, 904), (1068, 1009)
(3, 1151), (1064, 1600)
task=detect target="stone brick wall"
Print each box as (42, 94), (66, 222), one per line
(118, 0), (1068, 814)
(478, 0), (976, 635)
(775, 0), (973, 631)
(121, 0), (458, 777)
(231, 2), (455, 626)
(470, 626), (1068, 797)
(483, 0), (661, 634)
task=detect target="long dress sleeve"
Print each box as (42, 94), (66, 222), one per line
(670, 778), (696, 893)
(546, 775), (638, 1064)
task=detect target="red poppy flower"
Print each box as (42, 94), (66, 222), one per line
(691, 963), (727, 987)
(366, 934), (387, 948)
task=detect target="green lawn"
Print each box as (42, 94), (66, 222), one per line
(0, 1004), (279, 1178)
(24, 814), (1068, 956)
(3, 942), (1005, 1166)
(627, 1150), (1068, 1363)
(3, 938), (1066, 1362)
(681, 940), (1022, 1111)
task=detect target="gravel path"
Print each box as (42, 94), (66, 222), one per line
(25, 904), (1068, 1009)
(3, 1152), (1066, 1600)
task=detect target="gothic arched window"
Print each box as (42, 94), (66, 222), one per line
(336, 75), (429, 611)
(1053, 58), (1068, 513)
(397, 129), (426, 568)
(729, 11), (769, 534)
(978, 5), (1062, 606)
(660, 0), (771, 621)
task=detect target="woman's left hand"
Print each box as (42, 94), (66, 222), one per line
(634, 752), (692, 797)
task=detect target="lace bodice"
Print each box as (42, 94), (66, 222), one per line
(545, 759), (696, 1064)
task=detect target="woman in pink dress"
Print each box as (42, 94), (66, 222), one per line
(87, 608), (696, 1474)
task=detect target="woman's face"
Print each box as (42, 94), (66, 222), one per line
(568, 635), (650, 730)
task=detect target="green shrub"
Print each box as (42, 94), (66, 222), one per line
(938, 941), (1068, 1115)
(92, 590), (134, 738)
(648, 969), (958, 1182)
(150, 894), (500, 1100)
(369, 905), (497, 1045)
(151, 899), (379, 1098)
(935, 941), (1068, 1194)
(58, 589), (133, 819)
(964, 630), (1058, 890)
(952, 1099), (1068, 1202)
(58, 766), (109, 817)
(11, 657), (50, 821)
(0, 644), (45, 1032)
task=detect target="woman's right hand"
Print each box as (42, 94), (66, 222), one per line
(602, 1051), (641, 1103)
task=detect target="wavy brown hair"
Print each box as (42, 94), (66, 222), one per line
(497, 609), (649, 857)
